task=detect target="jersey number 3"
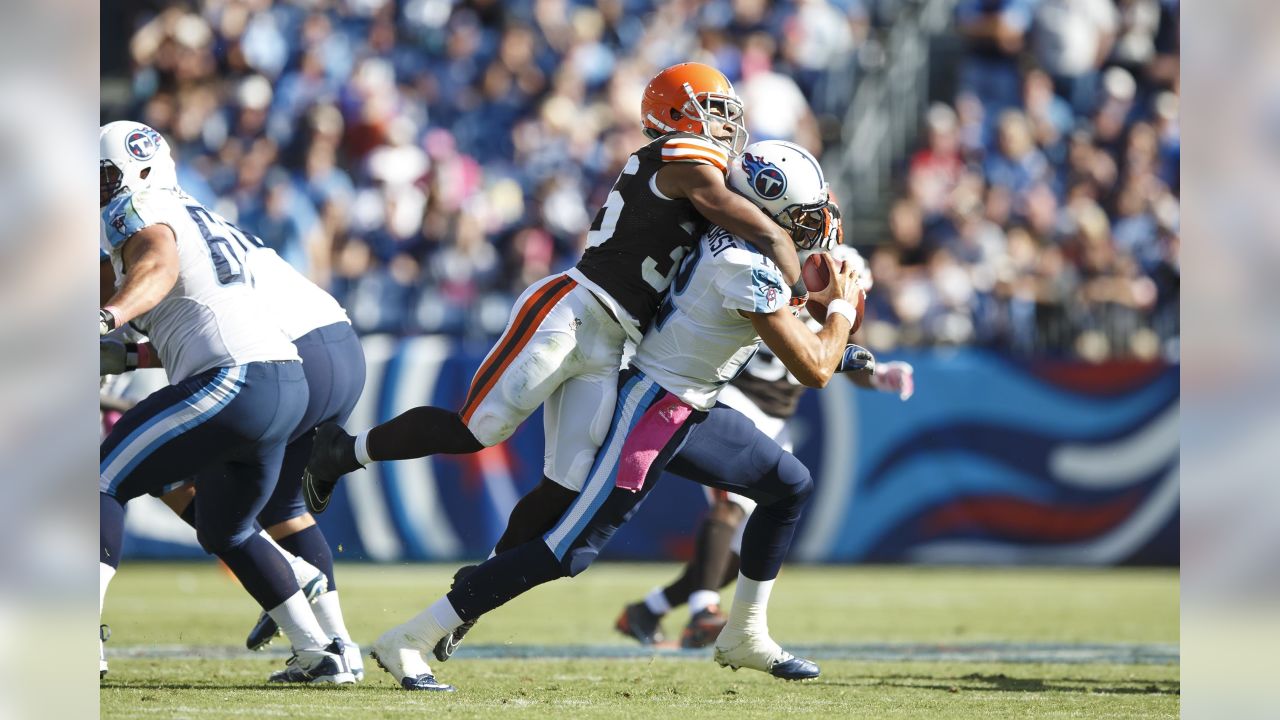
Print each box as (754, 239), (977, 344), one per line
(187, 206), (264, 285)
(585, 156), (686, 293)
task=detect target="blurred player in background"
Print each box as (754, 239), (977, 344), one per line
(304, 62), (807, 555)
(98, 121), (353, 684)
(616, 245), (914, 647)
(361, 140), (859, 690)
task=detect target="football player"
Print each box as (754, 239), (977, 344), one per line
(98, 121), (352, 684)
(302, 63), (808, 556)
(615, 255), (915, 646)
(101, 218), (369, 678)
(363, 140), (860, 690)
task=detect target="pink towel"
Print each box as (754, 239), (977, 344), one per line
(615, 393), (694, 492)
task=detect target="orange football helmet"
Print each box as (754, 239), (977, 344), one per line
(641, 62), (748, 155)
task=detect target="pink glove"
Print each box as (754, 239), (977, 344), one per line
(871, 361), (914, 401)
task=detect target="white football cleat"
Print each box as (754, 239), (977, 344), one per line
(713, 624), (820, 680)
(370, 627), (454, 691)
(268, 638), (355, 684)
(344, 641), (364, 681)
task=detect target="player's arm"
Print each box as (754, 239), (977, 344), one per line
(657, 162), (803, 286)
(100, 256), (117, 308)
(745, 256), (858, 388)
(100, 224), (178, 334)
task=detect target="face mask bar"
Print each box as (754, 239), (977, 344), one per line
(679, 83), (749, 156)
(779, 198), (833, 250)
(100, 160), (125, 207)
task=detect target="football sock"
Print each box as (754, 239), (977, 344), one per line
(689, 590), (721, 616)
(662, 569), (696, 610)
(278, 524), (337, 590)
(398, 596), (465, 648)
(260, 530), (297, 562)
(447, 540), (562, 621)
(367, 406), (483, 461)
(494, 477), (578, 553)
(691, 515), (737, 592)
(313, 591), (353, 643)
(267, 590), (330, 652)
(99, 492), (124, 569)
(726, 573), (775, 635)
(99, 563), (116, 615)
(721, 554), (741, 588)
(644, 587), (672, 616)
(217, 533), (300, 611)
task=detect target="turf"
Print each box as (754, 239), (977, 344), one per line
(100, 562), (1179, 719)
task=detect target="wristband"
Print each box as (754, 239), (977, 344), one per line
(100, 306), (123, 335)
(825, 299), (857, 326)
(789, 278), (808, 307)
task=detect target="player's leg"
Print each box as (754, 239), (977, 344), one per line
(158, 483), (332, 654)
(99, 366), (250, 646)
(615, 492), (744, 646)
(191, 362), (352, 683)
(371, 371), (682, 690)
(665, 404), (819, 680)
(303, 274), (582, 512)
(434, 359), (620, 661)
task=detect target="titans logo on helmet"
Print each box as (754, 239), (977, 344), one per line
(741, 153), (787, 201)
(125, 127), (160, 161)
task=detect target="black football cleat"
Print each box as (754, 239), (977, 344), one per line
(303, 422), (361, 514)
(680, 606), (728, 649)
(615, 602), (666, 645)
(769, 655), (821, 681)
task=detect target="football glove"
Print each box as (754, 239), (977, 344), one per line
(835, 344), (875, 374)
(871, 361), (914, 401)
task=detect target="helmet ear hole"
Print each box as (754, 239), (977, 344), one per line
(140, 167), (151, 180)
(669, 109), (683, 121)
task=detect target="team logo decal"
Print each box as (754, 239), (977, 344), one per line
(765, 286), (778, 306)
(741, 153), (787, 201)
(124, 128), (160, 161)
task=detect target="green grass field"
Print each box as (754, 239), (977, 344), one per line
(101, 562), (1178, 719)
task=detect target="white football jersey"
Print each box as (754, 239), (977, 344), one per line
(632, 225), (792, 410)
(100, 187), (299, 383)
(243, 245), (349, 341)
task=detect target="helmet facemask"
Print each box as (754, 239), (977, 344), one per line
(100, 160), (126, 208)
(677, 82), (748, 156)
(777, 195), (834, 250)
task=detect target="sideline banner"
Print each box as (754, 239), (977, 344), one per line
(121, 338), (1178, 565)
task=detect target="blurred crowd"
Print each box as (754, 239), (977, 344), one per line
(118, 0), (1177, 360)
(862, 0), (1179, 360)
(122, 0), (862, 337)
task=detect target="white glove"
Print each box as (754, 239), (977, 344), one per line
(871, 360), (914, 401)
(100, 338), (128, 376)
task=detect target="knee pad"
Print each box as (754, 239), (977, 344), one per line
(196, 524), (256, 557)
(775, 453), (814, 508)
(560, 545), (599, 578)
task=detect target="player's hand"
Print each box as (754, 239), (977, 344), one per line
(100, 338), (127, 376)
(812, 252), (855, 308)
(871, 361), (914, 401)
(816, 202), (843, 251)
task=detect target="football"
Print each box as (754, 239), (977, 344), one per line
(802, 252), (865, 334)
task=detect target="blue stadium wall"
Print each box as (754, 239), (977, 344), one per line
(122, 337), (1179, 565)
